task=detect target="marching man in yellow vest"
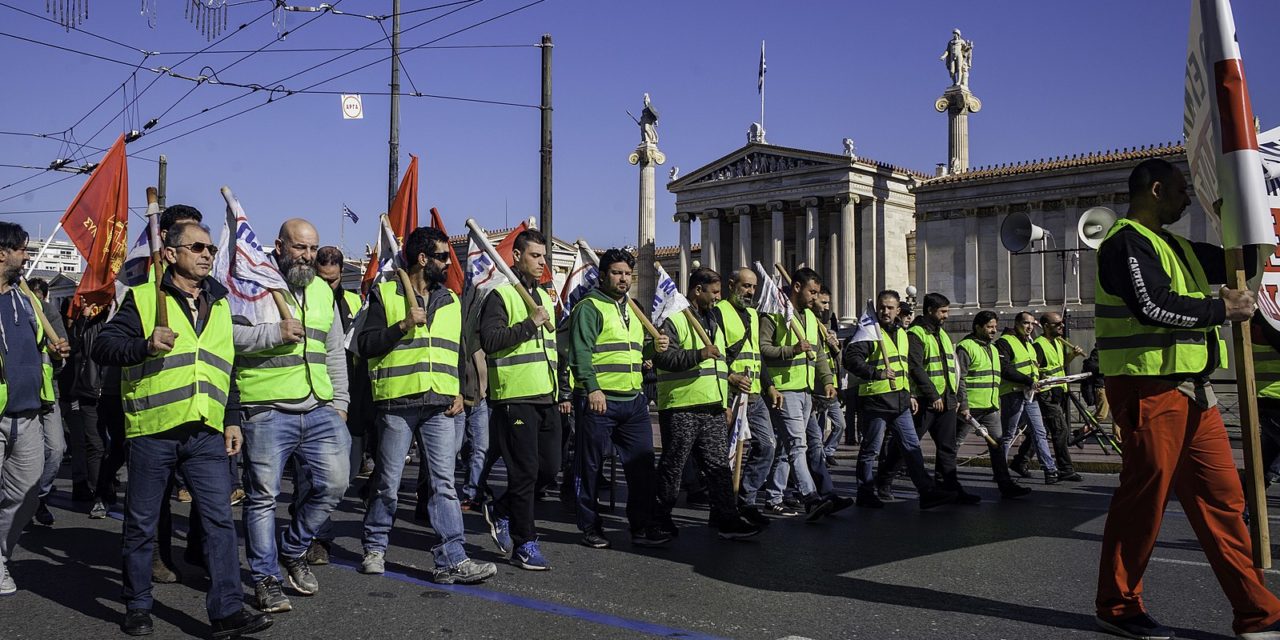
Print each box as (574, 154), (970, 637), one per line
(234, 219), (353, 613)
(1008, 311), (1084, 482)
(652, 268), (763, 540)
(356, 227), (497, 585)
(568, 249), (672, 550)
(956, 311), (1031, 498)
(847, 290), (956, 509)
(93, 220), (272, 638)
(478, 229), (560, 570)
(996, 311), (1059, 484)
(1093, 159), (1280, 640)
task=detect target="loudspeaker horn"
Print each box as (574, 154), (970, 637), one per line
(1000, 211), (1048, 253)
(1077, 206), (1117, 250)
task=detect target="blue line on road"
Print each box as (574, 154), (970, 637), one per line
(328, 558), (733, 640)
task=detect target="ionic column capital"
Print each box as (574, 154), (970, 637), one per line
(800, 196), (822, 209)
(673, 212), (693, 223)
(766, 200), (787, 213)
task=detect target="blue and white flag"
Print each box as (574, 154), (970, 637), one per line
(558, 243), (598, 322)
(342, 203), (360, 224)
(652, 262), (689, 327)
(752, 261), (792, 322)
(212, 190), (289, 325)
(849, 299), (881, 344)
(118, 227), (152, 287)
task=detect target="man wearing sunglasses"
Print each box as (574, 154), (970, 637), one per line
(92, 220), (272, 638)
(356, 226), (496, 585)
(1011, 311), (1085, 482)
(996, 311), (1058, 484)
(233, 219), (351, 614)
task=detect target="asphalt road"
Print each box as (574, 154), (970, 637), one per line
(0, 458), (1273, 640)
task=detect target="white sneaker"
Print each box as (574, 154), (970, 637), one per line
(359, 550), (385, 575)
(0, 560), (15, 596)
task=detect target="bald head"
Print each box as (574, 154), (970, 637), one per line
(276, 218), (320, 289)
(728, 267), (758, 308)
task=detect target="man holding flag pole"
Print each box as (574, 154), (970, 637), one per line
(1091, 1), (1280, 638)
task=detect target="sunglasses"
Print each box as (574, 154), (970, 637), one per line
(176, 242), (219, 256)
(425, 251), (451, 262)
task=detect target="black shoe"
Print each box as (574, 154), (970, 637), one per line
(781, 496), (803, 509)
(1094, 612), (1174, 640)
(919, 489), (958, 510)
(654, 513), (680, 539)
(212, 608), (274, 639)
(738, 505), (771, 527)
(953, 490), (982, 505)
(33, 500), (54, 526)
(1045, 471), (1060, 485)
(999, 483), (1033, 499)
(763, 502), (799, 517)
(856, 492), (885, 509)
(631, 526), (673, 547)
(1058, 471), (1084, 482)
(580, 529), (611, 549)
(715, 516), (763, 540)
(827, 494), (855, 514)
(804, 496), (836, 522)
(122, 609), (153, 636)
(1009, 459), (1031, 478)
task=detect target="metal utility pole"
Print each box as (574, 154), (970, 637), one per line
(157, 154), (168, 210)
(539, 34), (553, 248)
(387, 0), (401, 211)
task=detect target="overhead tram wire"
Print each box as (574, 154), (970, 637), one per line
(129, 0), (546, 157)
(144, 44), (537, 55)
(0, 1), (155, 56)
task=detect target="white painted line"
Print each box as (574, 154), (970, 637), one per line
(1150, 556), (1280, 575)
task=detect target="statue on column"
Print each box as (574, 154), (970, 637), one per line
(940, 28), (973, 88)
(640, 92), (659, 145)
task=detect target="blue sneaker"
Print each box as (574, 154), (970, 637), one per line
(489, 516), (513, 555)
(511, 541), (549, 571)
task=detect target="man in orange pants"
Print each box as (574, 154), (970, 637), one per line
(1093, 158), (1280, 640)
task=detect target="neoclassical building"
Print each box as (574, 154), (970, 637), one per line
(667, 142), (924, 322)
(910, 142), (1214, 345)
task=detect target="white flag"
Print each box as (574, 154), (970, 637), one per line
(849, 299), (881, 344)
(651, 262), (690, 327)
(558, 243), (599, 322)
(728, 392), (753, 471)
(460, 224), (511, 330)
(212, 192), (288, 325)
(752, 261), (792, 322)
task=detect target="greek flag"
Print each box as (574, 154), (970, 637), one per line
(118, 228), (152, 287)
(558, 243), (598, 322)
(342, 204), (360, 224)
(651, 262), (689, 327)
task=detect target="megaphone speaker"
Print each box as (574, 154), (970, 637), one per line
(1077, 206), (1117, 250)
(1000, 211), (1048, 253)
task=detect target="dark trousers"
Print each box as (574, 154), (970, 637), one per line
(68, 399), (105, 496)
(96, 395), (126, 504)
(882, 406), (961, 489)
(123, 425), (241, 621)
(491, 402), (562, 550)
(574, 394), (657, 534)
(1259, 399), (1280, 479)
(656, 409), (736, 524)
(1016, 391), (1075, 473)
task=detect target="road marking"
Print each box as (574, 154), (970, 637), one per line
(1150, 556), (1280, 575)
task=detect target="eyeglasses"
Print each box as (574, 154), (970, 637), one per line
(176, 242), (219, 256)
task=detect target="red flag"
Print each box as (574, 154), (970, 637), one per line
(362, 155), (422, 294)
(429, 207), (464, 295)
(60, 133), (130, 318)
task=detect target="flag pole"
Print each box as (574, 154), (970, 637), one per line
(24, 223), (64, 280)
(759, 40), (765, 135)
(1228, 248), (1270, 567)
(577, 239), (661, 341)
(144, 187), (168, 328)
(464, 218), (554, 331)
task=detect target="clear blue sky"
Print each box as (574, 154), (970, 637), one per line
(4, 0), (1280, 255)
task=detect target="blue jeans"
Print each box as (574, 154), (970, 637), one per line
(240, 406), (351, 583)
(363, 404), (468, 568)
(739, 396), (776, 506)
(820, 397), (847, 458)
(857, 409), (933, 495)
(806, 397), (840, 496)
(573, 394), (657, 533)
(122, 426), (241, 621)
(460, 399), (490, 502)
(37, 403), (66, 499)
(999, 393), (1057, 474)
(764, 391), (817, 504)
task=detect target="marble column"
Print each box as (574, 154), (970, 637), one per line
(860, 198), (879, 304)
(768, 200), (785, 270)
(963, 211), (980, 307)
(794, 216), (807, 269)
(837, 193), (859, 322)
(735, 205), (753, 269)
(1028, 201), (1046, 306)
(628, 140), (664, 315)
(1062, 197), (1083, 305)
(994, 205), (1012, 307)
(802, 196), (821, 272)
(675, 212), (693, 294)
(915, 212), (928, 295)
(703, 208), (721, 273)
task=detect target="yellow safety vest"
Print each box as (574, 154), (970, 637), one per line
(956, 336), (999, 411)
(576, 294), (643, 395)
(716, 300), (761, 394)
(656, 311), (730, 410)
(235, 276), (335, 404)
(487, 284), (559, 401)
(772, 308), (819, 392)
(998, 334), (1038, 396)
(907, 324), (957, 397)
(367, 281), (462, 401)
(857, 326), (910, 397)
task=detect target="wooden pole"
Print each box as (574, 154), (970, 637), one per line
(464, 218), (553, 330)
(396, 267), (420, 312)
(771, 262), (824, 360)
(1227, 247), (1269, 568)
(18, 279), (59, 349)
(144, 187), (168, 328)
(577, 239), (661, 341)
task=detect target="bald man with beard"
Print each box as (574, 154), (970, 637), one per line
(233, 218), (352, 614)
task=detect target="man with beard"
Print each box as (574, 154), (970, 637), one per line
(1012, 311), (1084, 482)
(956, 311), (1031, 498)
(997, 312), (1058, 485)
(92, 221), (272, 637)
(652, 268), (762, 539)
(356, 227), (496, 585)
(234, 219), (351, 613)
(479, 229), (559, 569)
(713, 268), (781, 522)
